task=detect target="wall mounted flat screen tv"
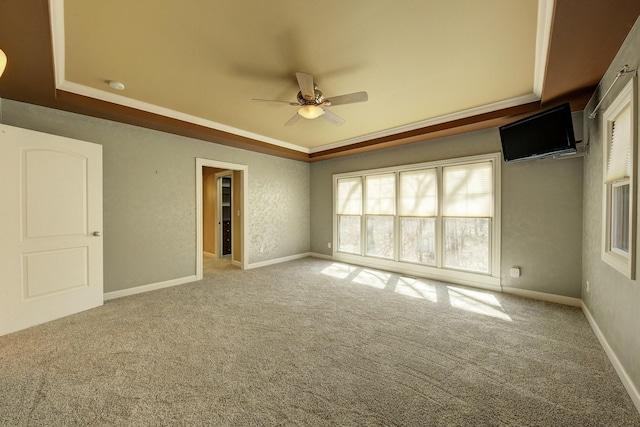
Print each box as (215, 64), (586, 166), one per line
(499, 103), (576, 163)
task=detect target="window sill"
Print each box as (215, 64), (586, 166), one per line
(601, 250), (635, 279)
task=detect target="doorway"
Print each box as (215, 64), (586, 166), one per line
(202, 167), (233, 260)
(217, 172), (232, 257)
(196, 159), (248, 280)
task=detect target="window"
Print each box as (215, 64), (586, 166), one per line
(442, 162), (493, 273)
(336, 177), (362, 254)
(611, 181), (630, 255)
(399, 169), (437, 265)
(602, 77), (637, 278)
(333, 154), (500, 287)
(365, 174), (395, 258)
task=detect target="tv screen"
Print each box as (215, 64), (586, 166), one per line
(499, 103), (576, 163)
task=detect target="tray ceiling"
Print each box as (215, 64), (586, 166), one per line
(55, 0), (542, 153)
(1, 1), (639, 160)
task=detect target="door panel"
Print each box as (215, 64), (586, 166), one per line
(23, 247), (88, 299)
(24, 149), (88, 238)
(0, 124), (103, 336)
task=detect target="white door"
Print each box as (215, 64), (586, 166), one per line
(0, 124), (103, 336)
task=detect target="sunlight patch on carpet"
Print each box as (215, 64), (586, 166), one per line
(447, 286), (512, 321)
(353, 269), (391, 289)
(321, 263), (511, 321)
(320, 263), (357, 279)
(394, 277), (438, 302)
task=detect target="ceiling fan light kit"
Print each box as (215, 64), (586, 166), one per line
(298, 105), (325, 119)
(253, 72), (368, 126)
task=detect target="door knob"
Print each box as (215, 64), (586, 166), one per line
(93, 231), (102, 236)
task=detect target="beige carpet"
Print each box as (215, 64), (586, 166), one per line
(1, 257), (639, 426)
(204, 257), (239, 274)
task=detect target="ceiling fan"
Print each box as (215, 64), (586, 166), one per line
(252, 72), (368, 126)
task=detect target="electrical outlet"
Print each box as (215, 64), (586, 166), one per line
(328, 242), (332, 249)
(260, 246), (264, 254)
(509, 267), (521, 278)
(586, 280), (590, 292)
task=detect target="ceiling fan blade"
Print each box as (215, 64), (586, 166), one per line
(320, 109), (345, 126)
(252, 98), (300, 106)
(284, 113), (302, 126)
(325, 91), (368, 106)
(296, 72), (315, 101)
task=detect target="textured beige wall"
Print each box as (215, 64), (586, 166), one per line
(310, 127), (583, 298)
(582, 15), (640, 400)
(1, 100), (310, 292)
(249, 155), (310, 260)
(500, 156), (583, 295)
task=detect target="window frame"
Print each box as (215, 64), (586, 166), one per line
(601, 77), (637, 279)
(332, 153), (501, 290)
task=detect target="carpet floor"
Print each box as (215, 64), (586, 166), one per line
(0, 257), (638, 426)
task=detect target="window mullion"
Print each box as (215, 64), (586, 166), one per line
(436, 166), (444, 269)
(488, 218), (492, 273)
(360, 175), (367, 256)
(394, 171), (400, 261)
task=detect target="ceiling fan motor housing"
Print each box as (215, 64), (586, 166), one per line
(297, 87), (324, 105)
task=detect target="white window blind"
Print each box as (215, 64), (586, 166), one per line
(399, 169), (437, 216)
(336, 177), (362, 215)
(605, 104), (632, 183)
(366, 173), (395, 215)
(442, 162), (493, 217)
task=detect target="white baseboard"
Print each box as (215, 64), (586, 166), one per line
(247, 252), (312, 269)
(232, 259), (242, 268)
(203, 251), (216, 259)
(309, 252), (333, 260)
(502, 286), (582, 307)
(104, 275), (197, 301)
(581, 302), (640, 414)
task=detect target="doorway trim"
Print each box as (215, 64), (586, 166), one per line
(196, 158), (248, 279)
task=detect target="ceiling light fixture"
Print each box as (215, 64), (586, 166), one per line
(108, 80), (125, 91)
(297, 104), (324, 119)
(0, 49), (7, 78)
